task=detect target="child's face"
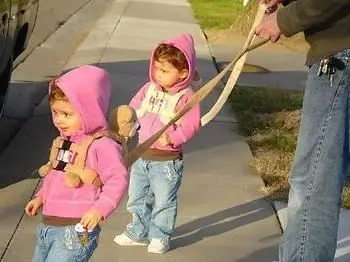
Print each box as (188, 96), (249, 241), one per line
(153, 58), (188, 90)
(51, 100), (82, 136)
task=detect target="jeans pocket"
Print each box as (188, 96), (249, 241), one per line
(163, 159), (184, 182)
(72, 226), (101, 262)
(334, 48), (350, 61)
(310, 60), (349, 90)
(36, 224), (43, 239)
(63, 226), (83, 250)
(173, 159), (184, 174)
(36, 223), (49, 245)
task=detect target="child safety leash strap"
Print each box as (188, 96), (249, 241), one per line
(127, 3), (269, 167)
(201, 3), (268, 126)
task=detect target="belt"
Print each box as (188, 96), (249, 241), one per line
(42, 215), (81, 227)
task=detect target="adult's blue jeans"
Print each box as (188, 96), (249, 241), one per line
(279, 49), (350, 262)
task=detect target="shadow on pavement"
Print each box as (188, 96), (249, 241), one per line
(172, 198), (279, 249)
(235, 243), (279, 262)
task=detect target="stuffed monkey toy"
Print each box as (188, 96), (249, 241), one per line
(108, 105), (140, 164)
(38, 105), (139, 188)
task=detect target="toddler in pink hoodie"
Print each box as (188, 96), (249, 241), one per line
(25, 65), (128, 261)
(113, 33), (201, 254)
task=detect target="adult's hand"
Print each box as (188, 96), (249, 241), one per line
(255, 11), (282, 42)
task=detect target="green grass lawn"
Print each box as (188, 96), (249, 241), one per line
(188, 0), (246, 29)
(229, 86), (350, 208)
(189, 0), (308, 51)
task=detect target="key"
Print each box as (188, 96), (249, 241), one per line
(317, 60), (325, 76)
(322, 59), (330, 74)
(330, 74), (334, 87)
(329, 66), (336, 87)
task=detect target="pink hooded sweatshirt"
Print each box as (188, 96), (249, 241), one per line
(36, 65), (128, 219)
(130, 33), (201, 151)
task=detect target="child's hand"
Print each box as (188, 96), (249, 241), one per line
(25, 197), (43, 216)
(158, 133), (171, 146)
(80, 209), (103, 230)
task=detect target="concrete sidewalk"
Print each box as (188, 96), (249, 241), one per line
(0, 0), (281, 261)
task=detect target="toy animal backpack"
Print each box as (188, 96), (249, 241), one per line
(38, 105), (139, 188)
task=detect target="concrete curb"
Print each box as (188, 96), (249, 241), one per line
(63, 1), (128, 69)
(34, 0), (129, 117)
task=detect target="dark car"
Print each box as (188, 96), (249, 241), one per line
(0, 0), (39, 115)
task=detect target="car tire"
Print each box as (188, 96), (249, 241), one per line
(0, 56), (13, 117)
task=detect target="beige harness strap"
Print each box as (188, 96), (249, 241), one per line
(126, 4), (269, 167)
(65, 132), (105, 187)
(38, 138), (64, 176)
(39, 131), (107, 187)
(106, 131), (129, 165)
(47, 138), (64, 168)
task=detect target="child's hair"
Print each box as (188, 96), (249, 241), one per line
(49, 81), (68, 104)
(153, 44), (189, 71)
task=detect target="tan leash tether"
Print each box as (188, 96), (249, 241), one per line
(201, 3), (268, 126)
(127, 3), (269, 167)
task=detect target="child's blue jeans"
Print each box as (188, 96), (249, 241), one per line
(124, 158), (184, 242)
(32, 223), (100, 262)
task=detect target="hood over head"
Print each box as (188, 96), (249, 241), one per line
(51, 65), (111, 136)
(149, 33), (196, 94)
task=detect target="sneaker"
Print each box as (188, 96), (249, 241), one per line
(147, 238), (170, 254)
(113, 233), (147, 246)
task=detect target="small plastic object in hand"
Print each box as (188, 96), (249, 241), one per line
(75, 223), (92, 246)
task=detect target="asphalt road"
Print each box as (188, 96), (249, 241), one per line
(0, 0), (114, 153)
(14, 0), (94, 68)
